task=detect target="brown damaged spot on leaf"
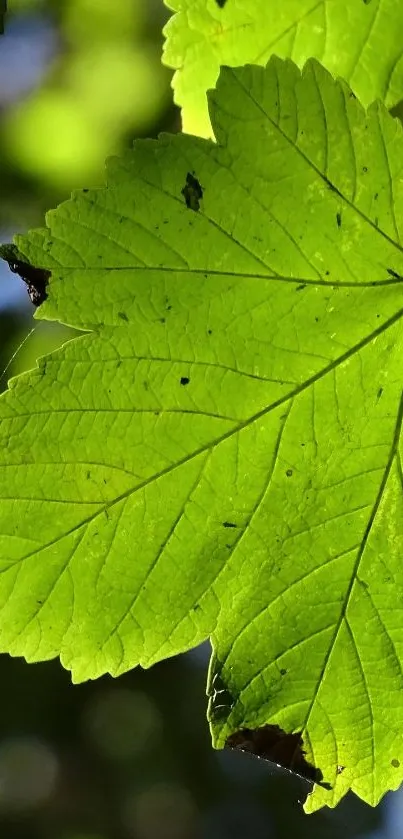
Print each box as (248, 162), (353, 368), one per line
(0, 243), (50, 306)
(181, 172), (203, 211)
(226, 724), (332, 789)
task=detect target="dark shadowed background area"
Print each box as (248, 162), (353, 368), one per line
(0, 2), (402, 838)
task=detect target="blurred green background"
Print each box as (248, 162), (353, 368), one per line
(0, 3), (401, 838)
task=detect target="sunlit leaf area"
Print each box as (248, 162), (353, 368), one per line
(0, 3), (403, 839)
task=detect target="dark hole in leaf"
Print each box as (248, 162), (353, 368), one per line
(226, 724), (332, 789)
(362, 166), (368, 173)
(391, 758), (400, 768)
(280, 668), (287, 676)
(222, 521), (237, 528)
(181, 172), (203, 211)
(180, 376), (190, 385)
(286, 469), (293, 477)
(336, 212), (342, 228)
(215, 0), (228, 6)
(0, 244), (50, 306)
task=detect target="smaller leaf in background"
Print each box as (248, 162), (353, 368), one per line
(163, 0), (403, 136)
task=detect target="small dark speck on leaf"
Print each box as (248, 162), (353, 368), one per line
(392, 758), (400, 768)
(349, 91), (357, 99)
(296, 284), (306, 291)
(325, 270), (330, 276)
(362, 166), (368, 173)
(118, 311), (128, 321)
(223, 521), (237, 528)
(280, 668), (287, 676)
(86, 471), (91, 480)
(83, 188), (89, 193)
(315, 317), (319, 322)
(374, 192), (379, 200)
(336, 212), (342, 228)
(159, 317), (166, 324)
(192, 603), (201, 611)
(286, 469), (293, 477)
(215, 0), (228, 6)
(377, 387), (383, 399)
(208, 329), (213, 335)
(225, 544), (232, 549)
(180, 376), (190, 385)
(182, 172), (203, 211)
(143, 381), (149, 391)
(37, 600), (43, 605)
(166, 304), (172, 311)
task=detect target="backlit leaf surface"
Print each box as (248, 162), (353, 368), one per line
(1, 59), (403, 811)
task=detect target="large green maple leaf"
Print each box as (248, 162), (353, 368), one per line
(163, 0), (403, 135)
(1, 58), (403, 811)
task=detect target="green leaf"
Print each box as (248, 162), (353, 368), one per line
(163, 0), (403, 135)
(1, 58), (403, 811)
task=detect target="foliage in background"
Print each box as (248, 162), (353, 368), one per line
(3, 0), (170, 188)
